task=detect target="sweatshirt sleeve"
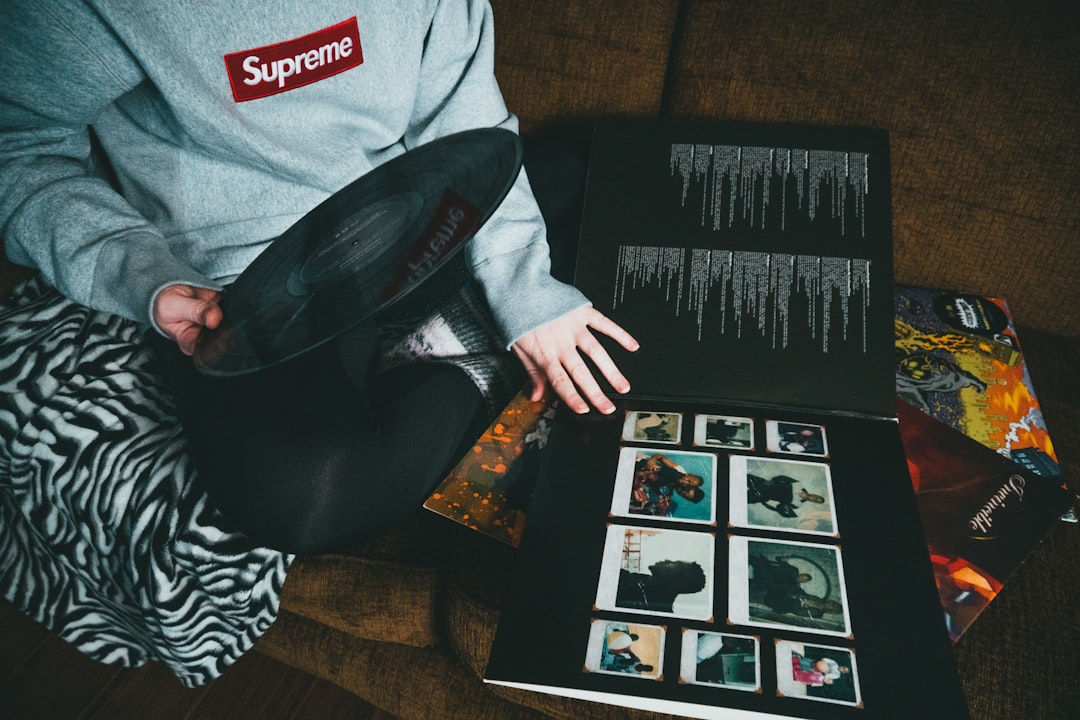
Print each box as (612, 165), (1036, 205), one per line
(0, 0), (216, 326)
(404, 0), (590, 347)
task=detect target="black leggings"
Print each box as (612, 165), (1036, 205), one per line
(152, 321), (484, 554)
(152, 134), (589, 555)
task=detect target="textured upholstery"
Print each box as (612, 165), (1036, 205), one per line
(279, 512), (457, 647)
(491, 0), (682, 134)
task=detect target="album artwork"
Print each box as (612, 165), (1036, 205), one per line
(423, 385), (555, 546)
(893, 286), (1062, 480)
(484, 119), (969, 719)
(609, 446), (718, 524)
(679, 630), (761, 691)
(729, 455), (838, 536)
(694, 414), (755, 450)
(896, 398), (1074, 642)
(892, 285), (1074, 640)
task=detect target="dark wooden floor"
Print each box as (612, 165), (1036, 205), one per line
(0, 599), (398, 720)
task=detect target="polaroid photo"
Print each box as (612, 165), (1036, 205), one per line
(679, 630), (760, 692)
(595, 525), (715, 621)
(610, 447), (717, 524)
(728, 536), (851, 637)
(728, 455), (838, 536)
(583, 619), (666, 680)
(622, 410), (683, 444)
(765, 421), (829, 457)
(693, 414), (754, 450)
(775, 639), (862, 707)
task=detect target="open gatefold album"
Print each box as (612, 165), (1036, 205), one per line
(482, 120), (970, 719)
(425, 289), (1075, 648)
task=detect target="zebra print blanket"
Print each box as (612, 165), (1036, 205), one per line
(0, 274), (517, 686)
(0, 275), (291, 686)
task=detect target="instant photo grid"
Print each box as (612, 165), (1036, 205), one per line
(484, 120), (970, 719)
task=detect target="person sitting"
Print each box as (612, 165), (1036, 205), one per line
(0, 1), (638, 556)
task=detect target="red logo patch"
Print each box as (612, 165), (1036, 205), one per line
(223, 17), (363, 102)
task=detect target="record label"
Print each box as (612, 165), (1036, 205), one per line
(193, 128), (523, 376)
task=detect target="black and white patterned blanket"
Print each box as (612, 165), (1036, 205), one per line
(0, 274), (516, 686)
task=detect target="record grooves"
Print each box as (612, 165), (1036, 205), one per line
(193, 128), (523, 376)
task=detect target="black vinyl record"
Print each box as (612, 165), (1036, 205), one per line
(193, 128), (523, 376)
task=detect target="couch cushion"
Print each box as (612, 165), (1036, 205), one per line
(257, 610), (556, 720)
(490, 0), (681, 134)
(663, 0), (1080, 338)
(279, 510), (458, 647)
(442, 531), (514, 679)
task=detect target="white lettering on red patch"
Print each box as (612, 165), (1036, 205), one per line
(223, 17), (363, 102)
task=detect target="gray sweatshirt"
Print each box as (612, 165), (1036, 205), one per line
(0, 0), (588, 346)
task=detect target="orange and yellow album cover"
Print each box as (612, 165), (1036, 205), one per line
(894, 286), (1061, 480)
(424, 386), (556, 546)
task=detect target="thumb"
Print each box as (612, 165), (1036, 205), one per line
(189, 291), (223, 330)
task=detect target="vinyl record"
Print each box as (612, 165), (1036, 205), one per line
(193, 128), (523, 376)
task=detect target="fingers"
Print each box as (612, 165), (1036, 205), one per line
(513, 335), (589, 415)
(583, 307), (640, 353)
(174, 325), (202, 356)
(558, 347), (614, 415)
(575, 329), (630, 396)
(578, 308), (637, 397)
(153, 285), (223, 355)
(191, 289), (223, 330)
(511, 307), (640, 416)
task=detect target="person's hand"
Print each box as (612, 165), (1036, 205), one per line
(511, 306), (639, 415)
(153, 284), (223, 356)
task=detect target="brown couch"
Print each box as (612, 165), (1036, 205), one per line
(3, 1), (1077, 718)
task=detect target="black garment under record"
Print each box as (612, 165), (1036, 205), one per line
(153, 135), (590, 554)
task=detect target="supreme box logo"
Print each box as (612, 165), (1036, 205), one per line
(224, 17), (363, 102)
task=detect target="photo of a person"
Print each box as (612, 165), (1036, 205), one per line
(775, 640), (861, 706)
(583, 620), (665, 680)
(728, 455), (837, 535)
(595, 525), (714, 620)
(766, 421), (829, 457)
(791, 652), (848, 686)
(679, 630), (760, 690)
(610, 448), (716, 524)
(694, 414), (754, 450)
(616, 560), (706, 614)
(622, 410), (682, 444)
(728, 537), (851, 636)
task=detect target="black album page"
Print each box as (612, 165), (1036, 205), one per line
(572, 120), (896, 418)
(484, 402), (970, 720)
(485, 120), (969, 718)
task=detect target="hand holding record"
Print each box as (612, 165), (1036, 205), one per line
(191, 128), (523, 376)
(154, 284), (223, 356)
